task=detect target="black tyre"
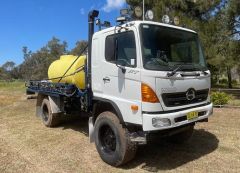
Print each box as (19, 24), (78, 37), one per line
(167, 125), (194, 143)
(94, 111), (137, 166)
(41, 98), (60, 127)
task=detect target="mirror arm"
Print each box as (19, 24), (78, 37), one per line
(117, 64), (126, 73)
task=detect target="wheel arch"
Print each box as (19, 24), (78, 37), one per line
(92, 97), (125, 125)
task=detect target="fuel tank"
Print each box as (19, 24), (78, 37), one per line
(48, 55), (86, 89)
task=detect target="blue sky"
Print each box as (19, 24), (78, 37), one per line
(0, 0), (127, 66)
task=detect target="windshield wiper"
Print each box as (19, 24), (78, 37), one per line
(167, 63), (209, 77)
(200, 69), (209, 75)
(167, 65), (182, 77)
(190, 66), (209, 76)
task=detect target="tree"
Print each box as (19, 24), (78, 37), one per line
(0, 67), (7, 80)
(2, 61), (15, 72)
(19, 37), (68, 80)
(47, 37), (68, 60)
(226, 0), (240, 38)
(70, 40), (88, 56)
(0, 61), (16, 80)
(127, 0), (221, 23)
(22, 46), (32, 60)
(205, 0), (240, 88)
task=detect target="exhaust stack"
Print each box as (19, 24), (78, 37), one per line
(87, 10), (99, 88)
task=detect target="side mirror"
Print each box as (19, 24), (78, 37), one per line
(130, 59), (135, 66)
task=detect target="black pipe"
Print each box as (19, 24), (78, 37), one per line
(87, 10), (99, 89)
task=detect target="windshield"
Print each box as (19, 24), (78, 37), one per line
(140, 24), (207, 71)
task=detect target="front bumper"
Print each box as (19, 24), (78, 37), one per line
(142, 103), (213, 131)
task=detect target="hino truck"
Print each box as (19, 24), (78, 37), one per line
(26, 9), (213, 166)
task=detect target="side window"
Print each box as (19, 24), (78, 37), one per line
(105, 31), (136, 67)
(105, 35), (115, 62)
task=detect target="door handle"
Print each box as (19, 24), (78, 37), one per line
(103, 77), (110, 82)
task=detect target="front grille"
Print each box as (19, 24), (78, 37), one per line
(162, 89), (209, 107)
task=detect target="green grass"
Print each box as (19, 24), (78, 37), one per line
(228, 98), (240, 106)
(0, 80), (25, 91)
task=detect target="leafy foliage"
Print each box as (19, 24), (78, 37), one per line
(211, 91), (231, 105)
(70, 40), (88, 56)
(0, 61), (16, 80)
(18, 37), (68, 80)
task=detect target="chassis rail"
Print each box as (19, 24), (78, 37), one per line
(26, 80), (87, 97)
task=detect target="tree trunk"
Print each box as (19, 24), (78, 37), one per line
(217, 68), (221, 85)
(227, 66), (232, 88)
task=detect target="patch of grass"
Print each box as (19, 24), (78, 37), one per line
(0, 94), (22, 107)
(228, 98), (240, 106)
(0, 81), (26, 106)
(0, 80), (25, 91)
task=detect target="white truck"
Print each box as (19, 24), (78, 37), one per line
(26, 9), (213, 166)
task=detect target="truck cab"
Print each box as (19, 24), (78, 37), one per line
(91, 20), (212, 132)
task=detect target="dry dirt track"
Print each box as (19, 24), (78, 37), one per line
(0, 90), (240, 173)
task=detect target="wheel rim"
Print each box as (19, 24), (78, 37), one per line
(99, 124), (116, 154)
(42, 104), (49, 122)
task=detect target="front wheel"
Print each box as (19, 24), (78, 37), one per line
(94, 111), (137, 166)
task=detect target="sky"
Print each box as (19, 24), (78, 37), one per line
(0, 0), (127, 66)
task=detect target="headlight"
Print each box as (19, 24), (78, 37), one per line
(152, 118), (171, 127)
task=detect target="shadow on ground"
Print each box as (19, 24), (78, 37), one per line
(57, 118), (218, 172)
(124, 129), (219, 172)
(59, 116), (89, 136)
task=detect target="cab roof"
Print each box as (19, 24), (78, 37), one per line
(93, 20), (197, 37)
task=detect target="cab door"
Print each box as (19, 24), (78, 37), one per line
(100, 30), (142, 125)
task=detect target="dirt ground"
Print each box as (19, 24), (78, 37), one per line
(0, 90), (240, 173)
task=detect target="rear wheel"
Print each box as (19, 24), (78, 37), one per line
(94, 111), (137, 166)
(41, 98), (60, 127)
(167, 125), (194, 143)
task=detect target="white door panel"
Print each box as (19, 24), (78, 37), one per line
(92, 29), (143, 124)
(102, 63), (142, 124)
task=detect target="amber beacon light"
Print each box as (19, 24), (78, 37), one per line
(141, 83), (159, 103)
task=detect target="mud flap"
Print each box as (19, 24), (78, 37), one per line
(129, 131), (147, 145)
(48, 96), (63, 114)
(89, 117), (94, 143)
(36, 94), (45, 117)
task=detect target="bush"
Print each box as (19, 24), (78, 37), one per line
(211, 91), (231, 105)
(232, 80), (238, 85)
(219, 78), (228, 84)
